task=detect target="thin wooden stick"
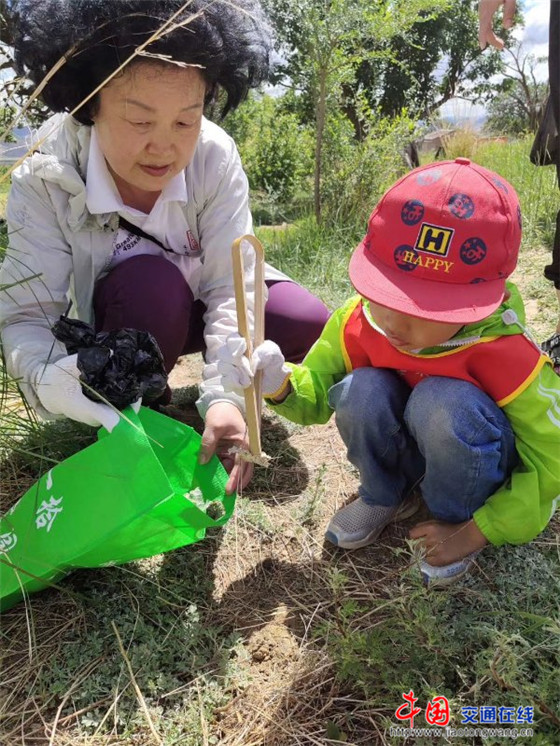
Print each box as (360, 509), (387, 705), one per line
(231, 235), (265, 458)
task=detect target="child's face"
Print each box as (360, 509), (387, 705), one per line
(368, 300), (464, 351)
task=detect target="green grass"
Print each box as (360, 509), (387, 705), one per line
(475, 136), (558, 254)
(318, 537), (560, 743)
(1, 138), (559, 745)
(256, 217), (359, 309)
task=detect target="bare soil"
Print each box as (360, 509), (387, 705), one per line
(0, 239), (556, 745)
(154, 248), (559, 744)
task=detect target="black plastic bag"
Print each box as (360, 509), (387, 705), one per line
(52, 317), (168, 409)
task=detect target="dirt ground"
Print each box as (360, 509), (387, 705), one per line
(161, 355), (433, 745)
(157, 254), (558, 745)
(1, 241), (556, 744)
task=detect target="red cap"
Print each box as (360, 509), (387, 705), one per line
(349, 158), (522, 323)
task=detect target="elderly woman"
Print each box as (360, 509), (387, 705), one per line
(0, 0), (329, 491)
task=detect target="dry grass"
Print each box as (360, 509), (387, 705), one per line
(1, 135), (559, 743)
(0, 367), (422, 745)
(1, 238), (559, 744)
(439, 127), (480, 161)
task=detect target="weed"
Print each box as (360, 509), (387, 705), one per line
(234, 496), (278, 538)
(297, 464), (328, 528)
(318, 534), (560, 740)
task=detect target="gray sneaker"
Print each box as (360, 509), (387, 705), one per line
(420, 550), (482, 588)
(325, 496), (419, 550)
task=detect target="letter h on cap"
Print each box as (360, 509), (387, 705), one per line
(415, 223), (454, 257)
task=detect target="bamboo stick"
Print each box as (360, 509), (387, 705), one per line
(231, 235), (265, 458)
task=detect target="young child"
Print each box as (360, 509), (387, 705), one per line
(219, 158), (560, 585)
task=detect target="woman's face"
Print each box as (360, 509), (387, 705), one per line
(92, 63), (206, 209)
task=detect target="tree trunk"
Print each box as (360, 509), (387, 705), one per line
(314, 68), (327, 224)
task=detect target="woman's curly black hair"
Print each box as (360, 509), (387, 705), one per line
(11, 0), (274, 123)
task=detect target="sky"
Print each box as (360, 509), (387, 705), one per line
(518, 0), (549, 76)
(439, 0), (549, 124)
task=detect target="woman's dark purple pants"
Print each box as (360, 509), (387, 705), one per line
(93, 255), (330, 400)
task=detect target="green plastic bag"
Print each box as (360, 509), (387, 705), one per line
(0, 406), (235, 612)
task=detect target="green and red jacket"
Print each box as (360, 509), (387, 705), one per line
(269, 283), (560, 546)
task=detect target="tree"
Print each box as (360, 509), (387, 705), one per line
(223, 92), (314, 217)
(264, 0), (447, 222)
(361, 0), (515, 120)
(486, 42), (548, 135)
(0, 0), (48, 130)
(263, 0), (517, 220)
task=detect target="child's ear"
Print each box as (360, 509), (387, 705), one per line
(503, 288), (511, 302)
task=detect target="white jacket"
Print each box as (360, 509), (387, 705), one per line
(0, 114), (287, 418)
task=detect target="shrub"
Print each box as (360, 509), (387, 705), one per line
(320, 110), (418, 227)
(223, 94), (314, 222)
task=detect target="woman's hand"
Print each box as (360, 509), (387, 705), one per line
(409, 519), (489, 566)
(199, 401), (253, 494)
(36, 354), (120, 431)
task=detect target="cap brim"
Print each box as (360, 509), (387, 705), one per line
(349, 239), (506, 324)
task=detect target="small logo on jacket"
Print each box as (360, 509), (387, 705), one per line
(185, 230), (201, 256)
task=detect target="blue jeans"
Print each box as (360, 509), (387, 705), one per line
(328, 368), (518, 523)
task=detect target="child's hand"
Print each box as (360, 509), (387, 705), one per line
(217, 333), (253, 392)
(217, 334), (292, 398)
(409, 519), (489, 566)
